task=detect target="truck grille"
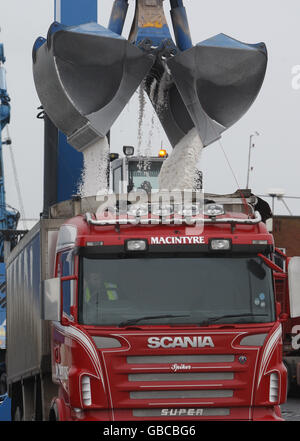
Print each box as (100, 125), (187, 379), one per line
(130, 390), (233, 399)
(132, 408), (230, 418)
(129, 372), (234, 381)
(127, 355), (234, 364)
(123, 354), (235, 407)
(100, 333), (256, 420)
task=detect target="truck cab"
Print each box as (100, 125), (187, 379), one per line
(110, 146), (168, 194)
(38, 191), (300, 421)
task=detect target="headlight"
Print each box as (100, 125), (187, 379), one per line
(151, 204), (174, 216)
(269, 372), (279, 403)
(204, 204), (225, 216)
(123, 145), (134, 156)
(127, 204), (148, 217)
(81, 376), (92, 406)
(174, 204), (201, 216)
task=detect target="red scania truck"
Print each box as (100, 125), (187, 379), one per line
(5, 191), (300, 421)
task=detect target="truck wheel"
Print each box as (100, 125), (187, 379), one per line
(284, 361), (292, 397)
(49, 402), (59, 421)
(0, 373), (7, 395)
(13, 406), (23, 421)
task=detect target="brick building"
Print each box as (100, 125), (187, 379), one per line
(273, 216), (300, 257)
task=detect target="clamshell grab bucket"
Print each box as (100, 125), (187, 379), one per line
(33, 22), (154, 152)
(146, 33), (268, 148)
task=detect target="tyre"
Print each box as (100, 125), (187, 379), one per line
(13, 406), (23, 421)
(0, 373), (7, 395)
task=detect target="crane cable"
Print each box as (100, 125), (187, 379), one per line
(204, 116), (250, 215)
(4, 126), (27, 229)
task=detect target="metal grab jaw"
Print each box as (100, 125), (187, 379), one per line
(150, 34), (268, 147)
(136, 2), (268, 147)
(32, 21), (154, 152)
(32, 0), (268, 152)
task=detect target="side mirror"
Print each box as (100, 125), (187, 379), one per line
(288, 257), (300, 318)
(42, 278), (61, 321)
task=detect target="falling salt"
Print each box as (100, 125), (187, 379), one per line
(159, 128), (204, 191)
(157, 71), (168, 114)
(139, 112), (156, 173)
(78, 137), (110, 197)
(137, 82), (146, 157)
(150, 70), (169, 117)
(149, 78), (157, 103)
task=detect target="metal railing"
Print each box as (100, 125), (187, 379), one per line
(85, 210), (262, 227)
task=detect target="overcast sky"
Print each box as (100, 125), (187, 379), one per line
(1, 0), (300, 220)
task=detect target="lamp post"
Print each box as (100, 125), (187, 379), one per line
(267, 188), (285, 215)
(246, 131), (259, 189)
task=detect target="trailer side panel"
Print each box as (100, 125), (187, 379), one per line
(7, 228), (41, 382)
(6, 219), (64, 384)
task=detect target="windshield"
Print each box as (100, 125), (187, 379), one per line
(78, 255), (275, 326)
(128, 161), (162, 192)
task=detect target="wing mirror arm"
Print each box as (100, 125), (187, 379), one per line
(258, 253), (285, 274)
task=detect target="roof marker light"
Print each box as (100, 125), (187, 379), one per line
(125, 239), (148, 252)
(110, 153), (119, 161)
(86, 241), (104, 247)
(210, 239), (231, 251)
(159, 149), (168, 158)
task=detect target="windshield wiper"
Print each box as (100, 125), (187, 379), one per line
(119, 314), (191, 327)
(199, 313), (268, 326)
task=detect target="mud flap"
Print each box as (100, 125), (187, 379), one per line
(33, 22), (154, 152)
(146, 33), (267, 148)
